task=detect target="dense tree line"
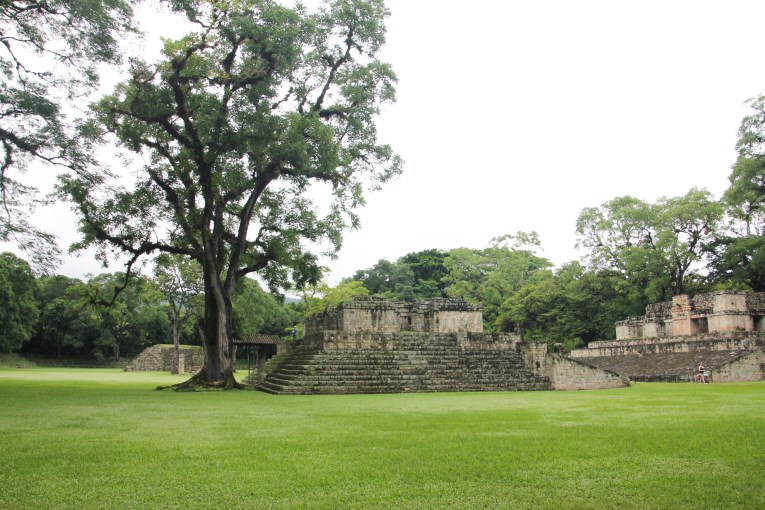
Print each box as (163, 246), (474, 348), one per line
(0, 257), (302, 360)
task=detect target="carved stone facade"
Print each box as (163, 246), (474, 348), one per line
(615, 291), (765, 340)
(571, 291), (765, 382)
(261, 297), (628, 394)
(303, 297), (483, 339)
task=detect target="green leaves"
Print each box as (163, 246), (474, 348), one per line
(576, 189), (723, 298)
(0, 252), (39, 352)
(0, 0), (136, 271)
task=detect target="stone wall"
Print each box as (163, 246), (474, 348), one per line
(571, 332), (763, 358)
(124, 345), (204, 373)
(548, 356), (628, 390)
(616, 291), (765, 340)
(304, 297), (483, 336)
(711, 351), (765, 383)
(304, 330), (521, 351)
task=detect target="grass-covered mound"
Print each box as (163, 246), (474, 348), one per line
(0, 369), (763, 509)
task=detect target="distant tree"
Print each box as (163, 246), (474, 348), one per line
(352, 259), (414, 300)
(32, 275), (86, 357)
(707, 96), (765, 291)
(576, 189), (723, 299)
(443, 233), (552, 330)
(0, 0), (136, 269)
(154, 253), (203, 374)
(61, 0), (401, 388)
(498, 262), (639, 347)
(84, 273), (170, 360)
(302, 279), (369, 317)
(399, 249), (448, 298)
(0, 252), (39, 352)
(232, 277), (293, 337)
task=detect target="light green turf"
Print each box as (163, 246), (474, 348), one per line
(0, 369), (763, 509)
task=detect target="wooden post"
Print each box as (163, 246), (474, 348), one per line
(257, 347), (266, 383)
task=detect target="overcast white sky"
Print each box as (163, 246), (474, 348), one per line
(10, 0), (765, 285)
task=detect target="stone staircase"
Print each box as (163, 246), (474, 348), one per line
(574, 350), (753, 382)
(259, 336), (551, 394)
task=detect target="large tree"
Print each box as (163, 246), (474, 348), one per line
(154, 253), (203, 374)
(61, 0), (401, 388)
(576, 189), (723, 299)
(0, 0), (135, 269)
(708, 95), (765, 291)
(443, 233), (553, 331)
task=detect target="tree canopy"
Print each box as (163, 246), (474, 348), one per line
(0, 0), (136, 269)
(61, 0), (401, 387)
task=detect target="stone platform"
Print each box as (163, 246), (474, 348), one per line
(259, 298), (627, 394)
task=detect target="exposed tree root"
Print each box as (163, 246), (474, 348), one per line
(155, 369), (246, 391)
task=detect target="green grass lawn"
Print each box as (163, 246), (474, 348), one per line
(0, 369), (763, 510)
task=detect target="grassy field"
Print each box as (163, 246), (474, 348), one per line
(0, 369), (763, 509)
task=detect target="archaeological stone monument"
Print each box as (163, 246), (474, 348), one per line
(570, 291), (765, 382)
(259, 297), (627, 394)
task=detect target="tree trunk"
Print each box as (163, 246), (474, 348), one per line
(166, 275), (242, 390)
(170, 321), (180, 375)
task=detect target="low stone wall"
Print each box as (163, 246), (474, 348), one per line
(124, 344), (204, 373)
(712, 351), (765, 382)
(549, 356), (628, 390)
(573, 332), (764, 357)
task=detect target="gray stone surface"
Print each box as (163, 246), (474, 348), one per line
(123, 344), (204, 373)
(261, 298), (628, 394)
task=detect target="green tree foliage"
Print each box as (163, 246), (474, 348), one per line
(232, 277), (293, 337)
(709, 96), (765, 291)
(61, 0), (401, 387)
(0, 252), (39, 352)
(301, 279), (369, 317)
(352, 258), (414, 300)
(351, 249), (449, 301)
(154, 253), (203, 373)
(31, 275), (88, 357)
(0, 0), (136, 269)
(399, 249), (448, 298)
(498, 262), (640, 348)
(82, 273), (170, 360)
(443, 233), (553, 331)
(576, 189), (723, 300)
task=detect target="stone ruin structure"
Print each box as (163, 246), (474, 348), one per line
(259, 297), (627, 394)
(570, 291), (765, 382)
(124, 344), (204, 373)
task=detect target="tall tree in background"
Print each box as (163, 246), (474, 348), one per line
(154, 253), (203, 374)
(352, 258), (415, 300)
(399, 249), (448, 298)
(0, 0), (135, 269)
(61, 0), (401, 388)
(0, 252), (39, 352)
(709, 95), (765, 291)
(576, 189), (722, 300)
(443, 232), (552, 330)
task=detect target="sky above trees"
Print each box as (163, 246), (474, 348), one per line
(7, 0), (765, 285)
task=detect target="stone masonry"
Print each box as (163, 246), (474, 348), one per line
(124, 344), (204, 373)
(261, 297), (627, 394)
(572, 291), (765, 382)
